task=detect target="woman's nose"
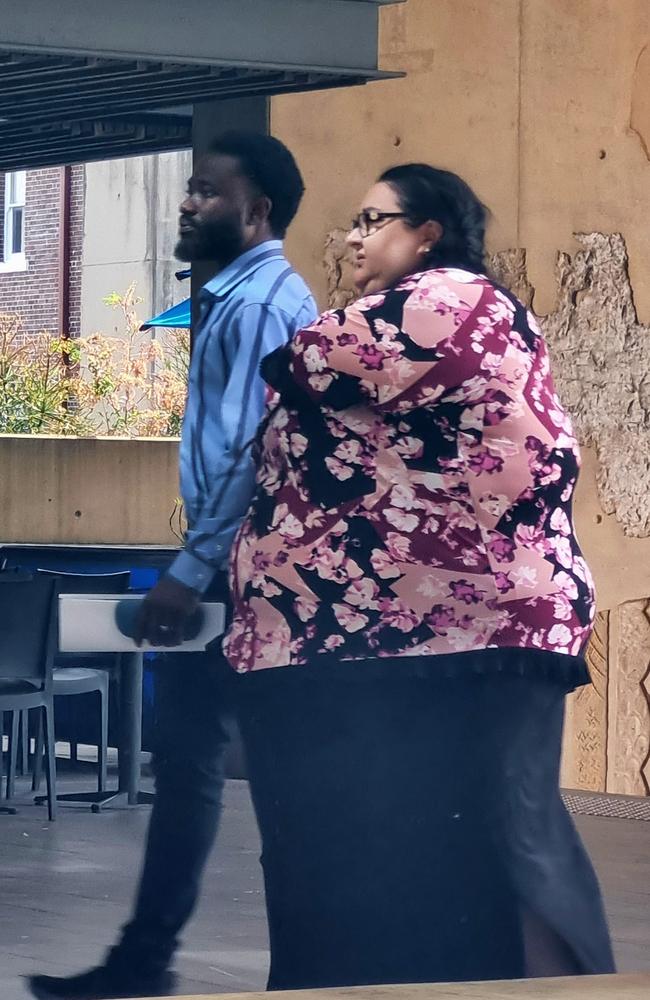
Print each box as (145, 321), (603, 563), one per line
(346, 226), (362, 248)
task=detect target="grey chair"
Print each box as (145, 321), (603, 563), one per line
(0, 575), (58, 820)
(30, 570), (130, 804)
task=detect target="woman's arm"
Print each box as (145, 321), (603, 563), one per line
(285, 273), (508, 412)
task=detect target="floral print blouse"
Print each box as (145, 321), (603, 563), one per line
(224, 267), (595, 673)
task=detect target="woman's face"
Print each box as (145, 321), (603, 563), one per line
(346, 182), (441, 296)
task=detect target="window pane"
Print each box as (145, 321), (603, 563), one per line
(10, 207), (24, 254)
(6, 171), (26, 207)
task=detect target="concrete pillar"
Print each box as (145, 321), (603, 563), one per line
(190, 96), (269, 331)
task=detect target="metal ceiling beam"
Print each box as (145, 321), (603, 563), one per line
(0, 66), (236, 116)
(0, 116), (193, 172)
(0, 138), (192, 172)
(0, 56), (387, 168)
(0, 0), (403, 170)
(1, 0), (398, 75)
(0, 66), (372, 130)
(0, 59), (189, 96)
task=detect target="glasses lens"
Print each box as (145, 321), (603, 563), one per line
(363, 211), (383, 236)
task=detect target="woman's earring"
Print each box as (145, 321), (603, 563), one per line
(419, 246), (431, 255)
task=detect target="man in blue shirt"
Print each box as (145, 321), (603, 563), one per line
(30, 133), (317, 1000)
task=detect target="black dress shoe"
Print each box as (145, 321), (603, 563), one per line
(28, 963), (176, 1000)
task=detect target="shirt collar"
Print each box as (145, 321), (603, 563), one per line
(201, 240), (285, 302)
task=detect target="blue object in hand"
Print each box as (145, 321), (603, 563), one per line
(115, 599), (205, 642)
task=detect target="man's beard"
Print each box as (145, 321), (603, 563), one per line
(175, 215), (246, 265)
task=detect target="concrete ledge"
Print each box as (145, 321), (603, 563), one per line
(139, 975), (650, 1000)
(0, 434), (179, 546)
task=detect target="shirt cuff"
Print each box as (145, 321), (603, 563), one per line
(166, 549), (217, 595)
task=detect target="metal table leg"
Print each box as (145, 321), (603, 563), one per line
(36, 651), (153, 811)
(116, 651), (154, 808)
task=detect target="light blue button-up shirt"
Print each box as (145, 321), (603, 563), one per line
(167, 240), (317, 593)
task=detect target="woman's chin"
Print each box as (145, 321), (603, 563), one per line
(353, 272), (369, 295)
(354, 273), (382, 297)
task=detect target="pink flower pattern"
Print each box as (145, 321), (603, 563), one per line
(224, 269), (595, 673)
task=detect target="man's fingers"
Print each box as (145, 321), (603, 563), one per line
(133, 604), (151, 647)
(155, 617), (183, 647)
(146, 608), (184, 647)
(134, 601), (169, 647)
(161, 625), (182, 647)
(134, 590), (192, 647)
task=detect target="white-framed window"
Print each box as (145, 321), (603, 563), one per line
(1, 171), (27, 271)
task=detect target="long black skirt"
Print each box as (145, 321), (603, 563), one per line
(236, 652), (615, 989)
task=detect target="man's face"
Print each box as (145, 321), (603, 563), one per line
(175, 154), (257, 264)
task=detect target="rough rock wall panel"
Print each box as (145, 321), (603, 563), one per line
(492, 233), (650, 538)
(323, 228), (356, 310)
(323, 232), (650, 540)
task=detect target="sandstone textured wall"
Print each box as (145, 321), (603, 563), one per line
(272, 0), (650, 794)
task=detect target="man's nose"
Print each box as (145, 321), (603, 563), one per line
(179, 195), (196, 215)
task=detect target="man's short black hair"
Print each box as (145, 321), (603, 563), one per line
(208, 131), (305, 238)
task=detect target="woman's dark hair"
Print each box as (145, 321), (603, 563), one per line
(379, 163), (488, 273)
(209, 131), (305, 238)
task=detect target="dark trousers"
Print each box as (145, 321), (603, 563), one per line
(113, 586), (233, 974)
(237, 666), (615, 990)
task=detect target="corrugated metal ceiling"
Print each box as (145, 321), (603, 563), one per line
(0, 0), (403, 169)
(0, 51), (395, 170)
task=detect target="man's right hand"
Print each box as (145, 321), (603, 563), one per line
(133, 576), (201, 648)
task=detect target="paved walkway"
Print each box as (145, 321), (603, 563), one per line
(1, 773), (649, 999)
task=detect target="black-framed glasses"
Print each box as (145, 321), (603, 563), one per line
(350, 209), (407, 238)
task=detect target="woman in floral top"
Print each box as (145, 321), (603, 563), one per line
(228, 165), (614, 987)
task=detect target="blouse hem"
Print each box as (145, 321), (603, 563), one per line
(234, 646), (591, 693)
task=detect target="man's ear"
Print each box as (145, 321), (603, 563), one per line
(248, 194), (273, 228)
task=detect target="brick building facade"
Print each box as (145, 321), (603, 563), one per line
(0, 165), (85, 338)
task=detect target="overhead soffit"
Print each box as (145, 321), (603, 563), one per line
(0, 0), (404, 170)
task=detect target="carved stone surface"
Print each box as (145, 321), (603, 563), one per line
(562, 612), (608, 792)
(607, 600), (650, 796)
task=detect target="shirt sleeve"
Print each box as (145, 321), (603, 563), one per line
(286, 277), (496, 413)
(167, 302), (294, 593)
